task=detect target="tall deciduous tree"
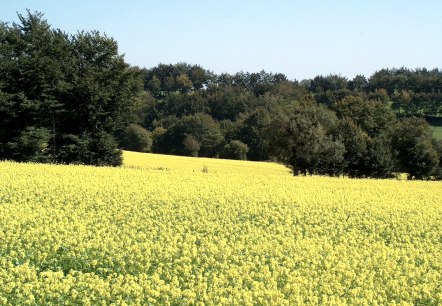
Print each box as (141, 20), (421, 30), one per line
(220, 140), (249, 160)
(271, 101), (344, 176)
(0, 10), (143, 165)
(238, 107), (273, 161)
(332, 96), (396, 137)
(390, 117), (439, 179)
(121, 124), (152, 153)
(156, 113), (224, 157)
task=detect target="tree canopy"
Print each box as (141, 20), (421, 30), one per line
(1, 11), (442, 179)
(0, 10), (142, 166)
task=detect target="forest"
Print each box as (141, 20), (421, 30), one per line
(1, 11), (442, 179)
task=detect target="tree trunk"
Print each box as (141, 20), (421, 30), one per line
(292, 164), (299, 176)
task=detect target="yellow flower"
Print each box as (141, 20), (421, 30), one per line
(0, 152), (440, 304)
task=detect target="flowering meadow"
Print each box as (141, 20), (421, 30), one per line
(0, 151), (441, 305)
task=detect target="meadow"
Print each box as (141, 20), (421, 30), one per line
(431, 125), (442, 140)
(0, 151), (441, 305)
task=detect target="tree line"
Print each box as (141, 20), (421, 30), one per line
(1, 11), (442, 179)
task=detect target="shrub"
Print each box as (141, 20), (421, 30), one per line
(122, 124), (152, 153)
(220, 140), (249, 160)
(9, 127), (52, 162)
(183, 135), (201, 157)
(57, 132), (122, 166)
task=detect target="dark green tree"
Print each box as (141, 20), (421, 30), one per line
(9, 127), (51, 162)
(220, 140), (249, 160)
(238, 107), (273, 161)
(0, 11), (70, 161)
(57, 131), (122, 166)
(336, 118), (370, 177)
(0, 11), (143, 165)
(309, 74), (348, 92)
(182, 134), (201, 157)
(144, 63), (213, 98)
(348, 75), (368, 92)
(150, 127), (167, 153)
(336, 117), (395, 178)
(392, 90), (413, 114)
(367, 88), (389, 103)
(157, 113), (224, 157)
(207, 87), (256, 121)
(390, 117), (439, 179)
(271, 101), (344, 176)
(332, 96), (396, 137)
(364, 135), (395, 178)
(121, 124), (152, 153)
(159, 91), (209, 118)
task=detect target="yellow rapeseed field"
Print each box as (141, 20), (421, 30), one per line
(0, 151), (441, 305)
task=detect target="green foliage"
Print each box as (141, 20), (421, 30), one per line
(335, 117), (396, 178)
(155, 113), (223, 157)
(364, 136), (396, 178)
(121, 124), (152, 153)
(348, 75), (368, 92)
(150, 127), (167, 153)
(160, 91), (209, 118)
(57, 133), (91, 164)
(182, 135), (201, 157)
(336, 118), (370, 177)
(11, 127), (51, 162)
(219, 120), (240, 143)
(220, 140), (249, 160)
(2, 11), (442, 178)
(89, 132), (123, 166)
(57, 132), (122, 166)
(271, 101), (344, 176)
(238, 107), (273, 161)
(367, 88), (389, 103)
(431, 126), (442, 140)
(315, 138), (345, 176)
(332, 96), (396, 137)
(207, 87), (256, 121)
(0, 10), (142, 166)
(427, 117), (442, 140)
(369, 68), (442, 115)
(144, 63), (213, 98)
(431, 139), (442, 179)
(309, 74), (348, 92)
(390, 117), (440, 179)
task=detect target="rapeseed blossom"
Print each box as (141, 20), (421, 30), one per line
(0, 151), (441, 304)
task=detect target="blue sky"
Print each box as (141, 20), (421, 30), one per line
(1, 0), (441, 80)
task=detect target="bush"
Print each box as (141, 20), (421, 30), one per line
(151, 127), (167, 154)
(390, 117), (439, 179)
(154, 113), (224, 157)
(10, 127), (51, 162)
(183, 135), (201, 157)
(122, 124), (152, 153)
(57, 134), (91, 165)
(89, 132), (123, 166)
(57, 132), (122, 166)
(220, 140), (249, 160)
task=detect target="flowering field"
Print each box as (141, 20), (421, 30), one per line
(0, 152), (441, 305)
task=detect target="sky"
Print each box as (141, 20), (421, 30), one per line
(1, 0), (441, 81)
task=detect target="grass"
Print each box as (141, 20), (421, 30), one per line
(430, 125), (442, 140)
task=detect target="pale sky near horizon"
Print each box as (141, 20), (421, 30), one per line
(1, 1), (441, 81)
